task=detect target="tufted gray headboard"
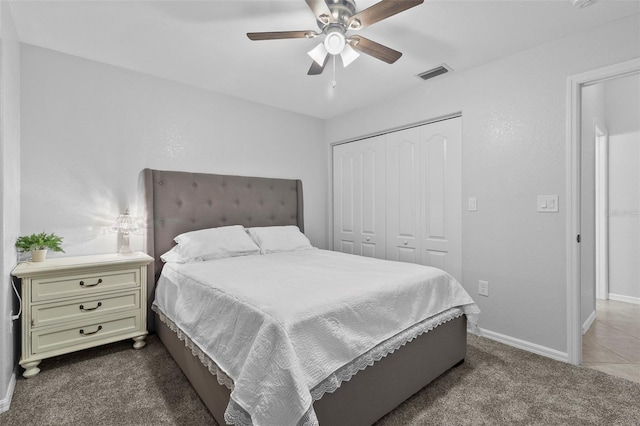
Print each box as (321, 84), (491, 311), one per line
(142, 168), (304, 329)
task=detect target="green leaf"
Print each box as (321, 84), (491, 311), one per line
(15, 232), (65, 253)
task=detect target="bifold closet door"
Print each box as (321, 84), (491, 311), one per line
(332, 117), (462, 282)
(386, 127), (422, 263)
(333, 136), (386, 258)
(384, 117), (462, 280)
(419, 117), (462, 283)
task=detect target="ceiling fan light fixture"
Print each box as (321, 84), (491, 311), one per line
(308, 43), (329, 66)
(248, 0), (426, 77)
(324, 31), (346, 55)
(340, 43), (360, 67)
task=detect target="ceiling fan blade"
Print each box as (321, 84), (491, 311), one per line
(247, 30), (319, 41)
(305, 0), (335, 24)
(308, 56), (329, 75)
(347, 0), (424, 30)
(348, 36), (402, 64)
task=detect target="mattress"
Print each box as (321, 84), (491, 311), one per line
(152, 249), (479, 426)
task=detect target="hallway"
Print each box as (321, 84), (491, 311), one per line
(583, 299), (640, 383)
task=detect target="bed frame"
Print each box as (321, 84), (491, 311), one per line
(143, 168), (467, 426)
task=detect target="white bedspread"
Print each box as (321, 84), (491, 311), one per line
(153, 249), (479, 426)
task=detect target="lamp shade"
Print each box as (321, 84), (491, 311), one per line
(340, 43), (360, 67)
(112, 209), (138, 254)
(112, 209), (139, 234)
(308, 43), (329, 67)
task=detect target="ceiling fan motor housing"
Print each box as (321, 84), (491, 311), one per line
(318, 0), (357, 29)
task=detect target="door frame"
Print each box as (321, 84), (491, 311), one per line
(594, 119), (609, 301)
(566, 58), (640, 365)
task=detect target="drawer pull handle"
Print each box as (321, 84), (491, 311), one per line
(79, 302), (102, 312)
(79, 278), (102, 288)
(79, 325), (102, 336)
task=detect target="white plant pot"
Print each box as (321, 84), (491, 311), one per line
(31, 249), (47, 262)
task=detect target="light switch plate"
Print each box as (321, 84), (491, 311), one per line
(478, 280), (489, 297)
(538, 195), (559, 213)
(468, 197), (478, 212)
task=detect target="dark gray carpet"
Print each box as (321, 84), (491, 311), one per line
(1, 334), (639, 425)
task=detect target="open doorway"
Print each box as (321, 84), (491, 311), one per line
(580, 73), (640, 383)
(567, 58), (640, 369)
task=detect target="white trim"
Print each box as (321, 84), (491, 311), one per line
(594, 119), (609, 301)
(0, 371), (16, 413)
(476, 327), (568, 363)
(330, 112), (462, 147)
(608, 293), (640, 305)
(566, 58), (640, 366)
(566, 65), (583, 366)
(582, 309), (596, 335)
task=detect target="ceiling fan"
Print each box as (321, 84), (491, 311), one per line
(247, 0), (424, 76)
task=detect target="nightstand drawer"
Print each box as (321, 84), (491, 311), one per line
(31, 269), (139, 302)
(32, 291), (140, 328)
(31, 312), (142, 354)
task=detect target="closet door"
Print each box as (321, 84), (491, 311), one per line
(333, 137), (386, 258)
(333, 117), (462, 281)
(386, 127), (421, 263)
(419, 117), (462, 282)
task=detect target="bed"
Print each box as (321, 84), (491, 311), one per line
(142, 168), (478, 426)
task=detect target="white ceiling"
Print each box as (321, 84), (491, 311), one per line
(9, 0), (640, 119)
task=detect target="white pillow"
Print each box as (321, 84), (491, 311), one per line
(247, 226), (313, 254)
(169, 225), (260, 262)
(160, 245), (190, 264)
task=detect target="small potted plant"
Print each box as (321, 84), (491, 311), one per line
(15, 232), (65, 262)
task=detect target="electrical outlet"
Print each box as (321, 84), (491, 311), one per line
(478, 280), (489, 297)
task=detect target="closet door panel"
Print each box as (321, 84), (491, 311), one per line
(341, 241), (355, 254)
(333, 137), (386, 258)
(420, 118), (462, 282)
(425, 249), (447, 271)
(358, 136), (386, 259)
(425, 135), (447, 240)
(386, 128), (421, 263)
(333, 144), (358, 252)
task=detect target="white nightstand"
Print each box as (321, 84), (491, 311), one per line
(11, 252), (154, 378)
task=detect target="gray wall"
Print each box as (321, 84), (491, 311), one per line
(1, 43), (327, 402)
(325, 15), (640, 354)
(20, 45), (328, 255)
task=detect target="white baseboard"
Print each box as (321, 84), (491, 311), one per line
(475, 327), (568, 363)
(0, 371), (16, 413)
(582, 310), (596, 335)
(609, 293), (640, 305)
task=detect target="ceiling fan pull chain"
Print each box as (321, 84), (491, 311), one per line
(332, 55), (337, 89)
